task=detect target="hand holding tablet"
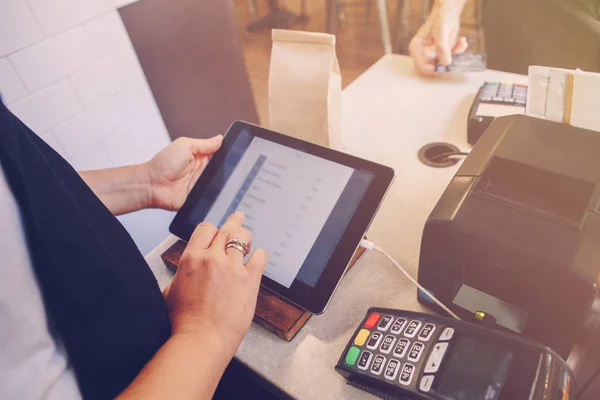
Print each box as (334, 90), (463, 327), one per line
(170, 121), (394, 313)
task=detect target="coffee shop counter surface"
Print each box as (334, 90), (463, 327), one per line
(144, 54), (527, 399)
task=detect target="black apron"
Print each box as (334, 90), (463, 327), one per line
(0, 101), (171, 399)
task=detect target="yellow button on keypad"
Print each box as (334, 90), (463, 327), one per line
(354, 329), (370, 346)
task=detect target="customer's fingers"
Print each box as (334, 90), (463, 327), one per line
(452, 36), (469, 54)
(212, 211), (245, 250)
(415, 62), (436, 76)
(435, 35), (453, 66)
(225, 228), (252, 263)
(433, 19), (453, 65)
(433, 10), (460, 66)
(409, 37), (437, 77)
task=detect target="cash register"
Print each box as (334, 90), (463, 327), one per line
(418, 114), (600, 358)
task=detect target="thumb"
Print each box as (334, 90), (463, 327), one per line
(246, 248), (268, 285)
(189, 135), (223, 156)
(433, 10), (459, 66)
(435, 27), (453, 66)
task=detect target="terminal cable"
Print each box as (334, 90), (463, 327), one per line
(359, 239), (461, 321)
(431, 151), (470, 162)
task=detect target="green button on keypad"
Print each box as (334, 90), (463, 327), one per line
(346, 346), (361, 366)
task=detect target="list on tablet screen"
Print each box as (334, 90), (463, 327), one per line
(189, 130), (373, 288)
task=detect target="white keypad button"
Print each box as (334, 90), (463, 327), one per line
(439, 327), (454, 341)
(432, 342), (448, 357)
(424, 356), (441, 374)
(399, 363), (415, 386)
(424, 342), (449, 373)
(384, 359), (401, 381)
(393, 338), (410, 359)
(419, 375), (435, 392)
(380, 335), (396, 354)
(390, 318), (407, 334)
(370, 355), (386, 376)
(366, 332), (383, 350)
(417, 323), (436, 341)
(357, 351), (373, 370)
(404, 320), (422, 338)
(407, 342), (425, 362)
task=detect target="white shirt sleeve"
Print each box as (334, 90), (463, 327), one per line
(0, 167), (82, 400)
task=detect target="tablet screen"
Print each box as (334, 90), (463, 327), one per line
(186, 129), (374, 288)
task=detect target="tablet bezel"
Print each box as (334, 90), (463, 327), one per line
(170, 121), (394, 314)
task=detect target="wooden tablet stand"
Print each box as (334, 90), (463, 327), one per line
(161, 240), (366, 341)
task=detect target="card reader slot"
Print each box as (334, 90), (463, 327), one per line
(476, 156), (595, 224)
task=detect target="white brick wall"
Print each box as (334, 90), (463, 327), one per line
(85, 11), (131, 58)
(9, 26), (98, 92)
(54, 97), (127, 155)
(0, 58), (28, 103)
(10, 80), (83, 132)
(0, 0), (44, 57)
(69, 50), (140, 107)
(0, 0), (171, 254)
(27, 0), (113, 36)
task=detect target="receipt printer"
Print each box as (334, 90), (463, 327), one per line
(418, 115), (600, 358)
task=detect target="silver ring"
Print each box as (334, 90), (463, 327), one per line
(226, 242), (246, 255)
(226, 236), (249, 255)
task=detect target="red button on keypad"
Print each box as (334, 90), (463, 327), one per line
(365, 313), (381, 328)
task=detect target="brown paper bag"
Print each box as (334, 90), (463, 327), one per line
(268, 29), (342, 149)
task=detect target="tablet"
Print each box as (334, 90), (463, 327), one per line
(170, 121), (394, 313)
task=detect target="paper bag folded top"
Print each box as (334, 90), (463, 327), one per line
(268, 29), (342, 149)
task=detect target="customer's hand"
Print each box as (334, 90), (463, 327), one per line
(145, 136), (223, 211)
(409, 1), (468, 76)
(163, 212), (268, 356)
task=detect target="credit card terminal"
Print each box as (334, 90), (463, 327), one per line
(467, 82), (527, 145)
(335, 308), (575, 400)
